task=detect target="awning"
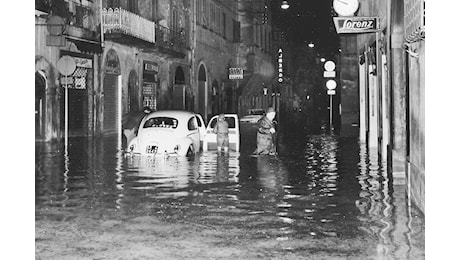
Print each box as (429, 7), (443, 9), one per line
(66, 36), (103, 54)
(239, 73), (274, 97)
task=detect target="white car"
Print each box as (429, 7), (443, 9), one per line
(202, 114), (240, 152)
(239, 108), (265, 124)
(126, 110), (205, 156)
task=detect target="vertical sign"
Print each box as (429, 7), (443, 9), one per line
(142, 61), (159, 110)
(278, 48), (283, 83)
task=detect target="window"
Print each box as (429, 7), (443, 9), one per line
(196, 116), (203, 127)
(222, 12), (226, 38)
(152, 0), (159, 21)
(233, 20), (240, 43)
(107, 0), (120, 8)
(172, 8), (179, 33)
(209, 117), (236, 129)
(188, 117), (197, 130)
(127, 0), (137, 14)
(143, 117), (178, 129)
(197, 0), (202, 25)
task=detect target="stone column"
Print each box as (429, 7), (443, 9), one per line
(390, 0), (407, 181)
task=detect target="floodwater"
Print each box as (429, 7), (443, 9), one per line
(35, 116), (424, 259)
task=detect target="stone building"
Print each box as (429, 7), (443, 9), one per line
(337, 0), (425, 213)
(192, 0), (241, 121)
(236, 0), (276, 115)
(35, 0), (103, 142)
(100, 0), (190, 136)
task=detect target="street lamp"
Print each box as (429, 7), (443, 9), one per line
(281, 1), (290, 10)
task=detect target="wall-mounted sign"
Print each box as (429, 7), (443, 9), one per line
(73, 57), (93, 69)
(333, 17), (380, 34)
(104, 49), (121, 74)
(229, 68), (243, 79)
(324, 61), (336, 71)
(324, 71), (336, 78)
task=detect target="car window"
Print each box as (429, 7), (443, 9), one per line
(188, 117), (197, 130)
(195, 116), (202, 127)
(143, 117), (178, 129)
(249, 109), (264, 115)
(209, 116), (235, 128)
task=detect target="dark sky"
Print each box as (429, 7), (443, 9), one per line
(271, 0), (339, 55)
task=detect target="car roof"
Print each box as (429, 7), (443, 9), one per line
(145, 110), (197, 119)
(209, 113), (239, 119)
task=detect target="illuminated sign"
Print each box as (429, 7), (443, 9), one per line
(333, 17), (380, 34)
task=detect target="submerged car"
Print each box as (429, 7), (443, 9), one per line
(239, 108), (265, 124)
(126, 110), (205, 156)
(202, 114), (240, 152)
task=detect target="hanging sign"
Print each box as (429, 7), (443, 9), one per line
(333, 17), (380, 34)
(229, 68), (243, 79)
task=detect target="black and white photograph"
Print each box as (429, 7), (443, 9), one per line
(4, 0), (454, 258)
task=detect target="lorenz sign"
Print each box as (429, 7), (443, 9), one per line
(333, 17), (380, 34)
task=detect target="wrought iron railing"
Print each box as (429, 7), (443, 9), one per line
(155, 23), (187, 52)
(102, 7), (155, 44)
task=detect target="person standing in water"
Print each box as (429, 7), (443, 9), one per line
(253, 107), (277, 155)
(213, 113), (229, 153)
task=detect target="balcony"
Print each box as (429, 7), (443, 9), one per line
(154, 24), (188, 58)
(102, 7), (187, 58)
(35, 0), (102, 53)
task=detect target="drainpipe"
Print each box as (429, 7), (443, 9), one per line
(100, 0), (104, 48)
(191, 0), (197, 112)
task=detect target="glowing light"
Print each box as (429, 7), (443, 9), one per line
(320, 58), (326, 62)
(281, 0), (290, 9)
(308, 42), (315, 48)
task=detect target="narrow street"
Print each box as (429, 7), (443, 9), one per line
(35, 113), (424, 260)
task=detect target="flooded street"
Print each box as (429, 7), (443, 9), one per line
(35, 115), (424, 260)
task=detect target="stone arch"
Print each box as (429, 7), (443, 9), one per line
(174, 66), (185, 84)
(197, 63), (208, 120)
(128, 69), (139, 112)
(211, 79), (219, 114)
(103, 48), (122, 135)
(35, 70), (47, 138)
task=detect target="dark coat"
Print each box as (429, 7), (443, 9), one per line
(254, 116), (276, 155)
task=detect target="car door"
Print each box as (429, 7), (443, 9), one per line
(195, 114), (206, 142)
(187, 116), (201, 152)
(203, 114), (240, 152)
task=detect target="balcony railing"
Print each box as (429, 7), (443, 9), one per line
(155, 24), (187, 53)
(102, 7), (155, 44)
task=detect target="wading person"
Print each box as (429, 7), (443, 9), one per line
(213, 113), (229, 153)
(253, 107), (277, 155)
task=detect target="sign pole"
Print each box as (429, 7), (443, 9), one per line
(236, 79), (239, 114)
(65, 75), (69, 150)
(330, 94), (333, 133)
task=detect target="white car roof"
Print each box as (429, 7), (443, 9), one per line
(144, 110), (197, 120)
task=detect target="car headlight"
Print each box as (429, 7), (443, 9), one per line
(174, 145), (180, 153)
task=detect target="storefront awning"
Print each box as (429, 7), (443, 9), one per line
(67, 36), (103, 54)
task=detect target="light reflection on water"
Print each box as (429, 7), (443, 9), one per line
(36, 131), (424, 258)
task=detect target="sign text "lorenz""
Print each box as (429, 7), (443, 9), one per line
(333, 17), (380, 34)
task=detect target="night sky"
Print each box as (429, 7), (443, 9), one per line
(271, 0), (340, 55)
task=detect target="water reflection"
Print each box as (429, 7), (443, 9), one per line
(36, 128), (423, 258)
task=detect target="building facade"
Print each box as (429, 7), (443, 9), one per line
(338, 0), (425, 213)
(35, 0), (103, 142)
(36, 0), (277, 141)
(236, 0), (277, 115)
(192, 0), (240, 122)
